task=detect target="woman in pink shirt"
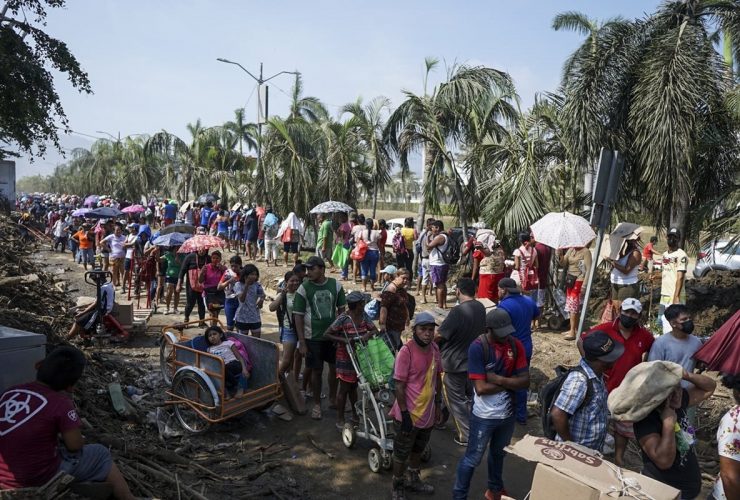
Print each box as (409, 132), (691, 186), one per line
(199, 250), (227, 322)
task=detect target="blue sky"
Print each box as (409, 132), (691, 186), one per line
(18, 0), (661, 177)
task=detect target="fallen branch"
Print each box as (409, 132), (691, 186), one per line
(306, 434), (335, 459)
(128, 461), (209, 500)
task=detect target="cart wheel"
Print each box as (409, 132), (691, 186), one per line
(380, 449), (392, 470)
(421, 443), (432, 463)
(172, 370), (215, 433)
(160, 331), (179, 385)
(368, 448), (382, 473)
(341, 423), (356, 449)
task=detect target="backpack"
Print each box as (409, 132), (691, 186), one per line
(392, 231), (407, 255)
(540, 365), (595, 440)
(438, 234), (459, 265)
(476, 334), (517, 369)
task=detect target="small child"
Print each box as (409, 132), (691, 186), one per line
(219, 255), (243, 330)
(203, 326), (251, 398)
(233, 264), (265, 337)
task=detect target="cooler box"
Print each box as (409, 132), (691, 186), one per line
(0, 326), (46, 392)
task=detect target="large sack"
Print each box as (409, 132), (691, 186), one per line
(607, 360), (683, 422)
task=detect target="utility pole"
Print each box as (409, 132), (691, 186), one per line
(217, 58), (298, 202)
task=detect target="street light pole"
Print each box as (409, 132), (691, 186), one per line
(216, 58), (299, 202)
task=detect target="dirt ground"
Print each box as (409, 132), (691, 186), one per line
(1, 213), (733, 499)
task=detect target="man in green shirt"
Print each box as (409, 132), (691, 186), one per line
(316, 213), (335, 270)
(294, 256), (347, 420)
(162, 248), (181, 315)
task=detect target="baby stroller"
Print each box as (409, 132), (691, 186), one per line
(340, 332), (431, 472)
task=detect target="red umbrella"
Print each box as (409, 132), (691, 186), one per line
(122, 204), (146, 214)
(177, 235), (224, 254)
(694, 310), (740, 375)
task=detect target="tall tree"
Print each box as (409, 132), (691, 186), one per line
(342, 96), (392, 217)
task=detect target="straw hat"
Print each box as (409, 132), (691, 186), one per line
(608, 360), (683, 422)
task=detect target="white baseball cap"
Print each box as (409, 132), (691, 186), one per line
(621, 298), (643, 314)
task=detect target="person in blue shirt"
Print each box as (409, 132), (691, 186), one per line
(162, 200), (177, 226)
(200, 202), (214, 229)
(496, 277), (539, 425)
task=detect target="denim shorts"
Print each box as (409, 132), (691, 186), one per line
(280, 326), (298, 344)
(58, 444), (112, 483)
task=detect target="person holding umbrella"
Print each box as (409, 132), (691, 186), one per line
(558, 244), (593, 341)
(177, 248), (211, 324)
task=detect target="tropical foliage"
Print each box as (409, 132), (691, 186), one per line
(32, 0), (740, 243)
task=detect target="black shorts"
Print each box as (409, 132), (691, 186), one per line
(124, 258), (132, 271)
(235, 321), (262, 332)
(283, 242), (299, 253)
(75, 310), (99, 331)
(392, 420), (432, 463)
(305, 339), (336, 369)
(165, 276), (178, 285)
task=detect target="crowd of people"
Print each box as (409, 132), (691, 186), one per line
(3, 193), (736, 500)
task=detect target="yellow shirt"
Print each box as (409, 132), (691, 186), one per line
(660, 248), (688, 303)
(401, 227), (416, 250)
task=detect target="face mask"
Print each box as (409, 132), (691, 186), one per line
(619, 314), (638, 329)
(679, 320), (695, 334)
(412, 333), (431, 347)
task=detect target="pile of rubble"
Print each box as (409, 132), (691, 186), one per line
(0, 214), (307, 499)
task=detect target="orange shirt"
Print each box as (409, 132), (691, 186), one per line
(74, 230), (92, 249)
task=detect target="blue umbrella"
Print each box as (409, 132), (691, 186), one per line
(151, 232), (192, 247)
(87, 207), (123, 219)
(72, 208), (90, 217)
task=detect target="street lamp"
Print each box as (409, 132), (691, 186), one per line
(95, 130), (120, 142)
(217, 57), (299, 200)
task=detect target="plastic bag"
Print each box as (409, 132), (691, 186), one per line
(350, 238), (368, 261)
(355, 337), (395, 388)
(332, 243), (349, 268)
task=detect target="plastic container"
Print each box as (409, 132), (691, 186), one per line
(0, 326), (46, 392)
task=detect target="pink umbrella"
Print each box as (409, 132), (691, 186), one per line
(122, 204), (146, 214)
(177, 235), (225, 254)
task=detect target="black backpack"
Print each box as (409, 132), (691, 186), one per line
(441, 234), (460, 265)
(540, 365), (594, 439)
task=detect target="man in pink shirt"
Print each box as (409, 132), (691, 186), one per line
(390, 312), (443, 500)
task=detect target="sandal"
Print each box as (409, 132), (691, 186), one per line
(311, 405), (322, 420)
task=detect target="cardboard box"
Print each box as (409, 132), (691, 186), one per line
(507, 435), (680, 500)
(110, 300), (133, 327)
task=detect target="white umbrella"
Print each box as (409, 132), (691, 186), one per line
(180, 200), (194, 211)
(309, 200), (354, 214)
(530, 212), (596, 249)
(231, 202), (242, 211)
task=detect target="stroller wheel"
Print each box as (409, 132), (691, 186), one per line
(342, 424), (356, 449)
(421, 443), (432, 463)
(380, 449), (392, 470)
(368, 448), (382, 473)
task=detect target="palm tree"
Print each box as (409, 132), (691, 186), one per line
(555, 2), (740, 240)
(342, 96), (393, 218)
(223, 108), (258, 158)
(386, 59), (517, 236)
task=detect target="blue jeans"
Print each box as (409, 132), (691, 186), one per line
(224, 297), (239, 330)
(360, 249), (379, 281)
(453, 413), (515, 499)
(515, 345), (532, 423)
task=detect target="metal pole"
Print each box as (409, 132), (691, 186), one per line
(577, 226), (605, 337)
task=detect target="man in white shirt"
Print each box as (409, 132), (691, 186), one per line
(659, 227), (688, 333)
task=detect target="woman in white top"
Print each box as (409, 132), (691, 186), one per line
(356, 218), (381, 292)
(606, 236), (642, 312)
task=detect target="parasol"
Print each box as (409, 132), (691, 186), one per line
(151, 232), (192, 247)
(160, 223), (196, 235)
(693, 310), (740, 374)
(121, 204), (146, 214)
(310, 200), (354, 214)
(180, 200), (194, 211)
(197, 193), (219, 204)
(231, 202), (242, 211)
(84, 195), (99, 207)
(71, 208), (90, 217)
(177, 235), (224, 254)
(87, 207), (124, 219)
(530, 212), (595, 249)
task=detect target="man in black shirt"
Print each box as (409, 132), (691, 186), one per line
(435, 278), (486, 446)
(634, 369), (715, 499)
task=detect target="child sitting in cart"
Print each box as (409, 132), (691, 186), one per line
(324, 291), (378, 430)
(202, 326), (251, 398)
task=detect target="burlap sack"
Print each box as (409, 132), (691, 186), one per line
(607, 360), (683, 422)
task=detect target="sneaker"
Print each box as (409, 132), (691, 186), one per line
(454, 436), (468, 447)
(484, 489), (508, 500)
(173, 308), (180, 314)
(406, 470), (434, 495)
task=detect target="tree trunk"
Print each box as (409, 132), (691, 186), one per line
(415, 144), (430, 232)
(448, 158), (468, 238)
(669, 196), (689, 248)
(371, 159), (379, 219)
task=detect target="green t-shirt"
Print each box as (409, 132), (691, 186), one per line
(293, 277), (346, 341)
(317, 220), (333, 248)
(163, 251), (181, 278)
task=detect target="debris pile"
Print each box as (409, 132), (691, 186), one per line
(0, 214), (307, 499)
